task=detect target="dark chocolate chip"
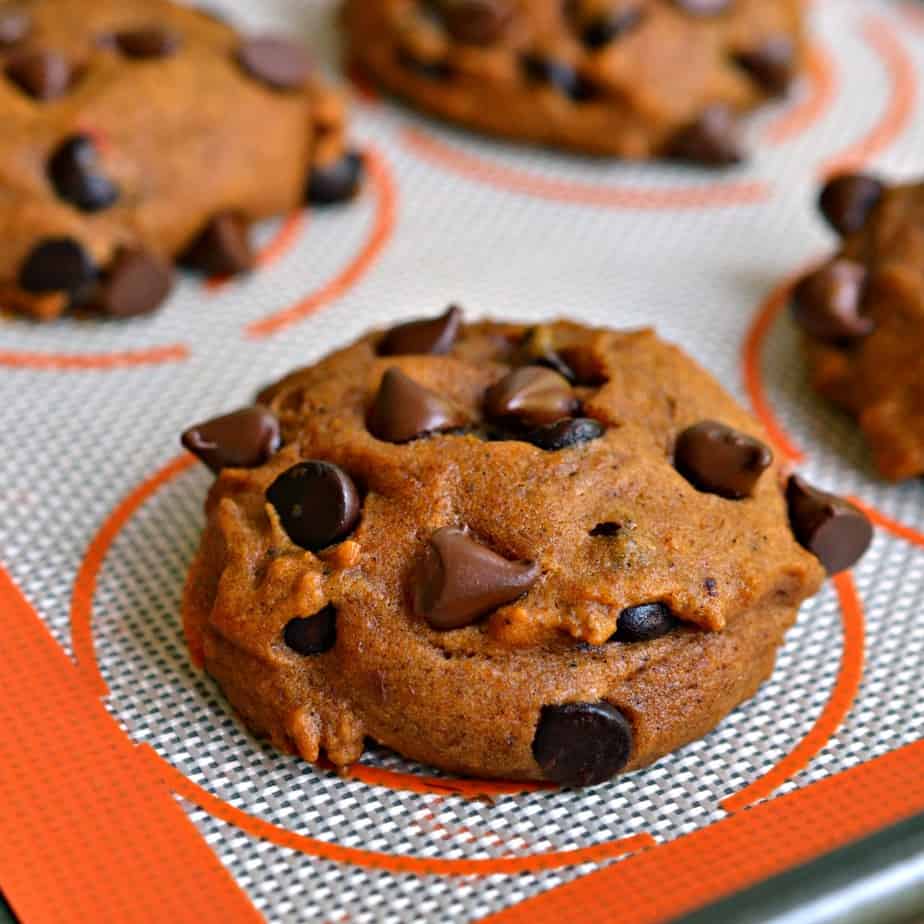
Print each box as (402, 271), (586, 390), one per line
(379, 304), (462, 356)
(786, 476), (872, 575)
(580, 8), (644, 50)
(180, 212), (255, 276)
(791, 259), (873, 343)
(414, 527), (539, 629)
(673, 0), (731, 14)
(97, 248), (173, 317)
(532, 702), (633, 786)
(266, 461), (361, 552)
(437, 0), (513, 44)
(667, 105), (744, 166)
(182, 406), (281, 473)
(521, 54), (594, 102)
(114, 27), (181, 58)
(237, 36), (312, 90)
(734, 36), (795, 95)
(306, 150), (364, 206)
(19, 237), (96, 295)
(6, 49), (72, 100)
(818, 173), (884, 237)
(613, 603), (677, 642)
(526, 417), (604, 451)
(590, 522), (621, 537)
(517, 327), (577, 382)
(674, 420), (773, 499)
(484, 367), (578, 428)
(283, 604), (337, 655)
(368, 367), (467, 443)
(47, 134), (119, 212)
(0, 9), (31, 46)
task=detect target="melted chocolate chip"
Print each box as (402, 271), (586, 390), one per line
(791, 259), (873, 343)
(414, 527), (539, 629)
(98, 248), (173, 317)
(114, 27), (181, 58)
(47, 134), (119, 212)
(818, 173), (884, 237)
(526, 417), (604, 451)
(521, 54), (594, 101)
(786, 476), (872, 575)
(182, 406), (281, 473)
(180, 213), (255, 276)
(0, 9), (31, 46)
(532, 702), (633, 786)
(589, 522), (621, 537)
(674, 420), (773, 499)
(437, 0), (513, 44)
(580, 7), (644, 50)
(484, 367), (578, 428)
(6, 49), (72, 100)
(613, 603), (677, 642)
(306, 151), (364, 205)
(19, 237), (96, 296)
(266, 461), (361, 551)
(734, 36), (795, 95)
(517, 327), (577, 382)
(667, 105), (744, 166)
(283, 605), (337, 655)
(368, 368), (467, 443)
(379, 304), (462, 356)
(237, 36), (312, 90)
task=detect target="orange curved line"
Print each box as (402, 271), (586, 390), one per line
(245, 148), (397, 338)
(206, 211), (308, 292)
(146, 745), (655, 875)
(821, 17), (916, 176)
(0, 344), (190, 370)
(722, 571), (865, 813)
(742, 273), (807, 463)
(765, 42), (838, 146)
(400, 128), (770, 209)
(848, 497), (924, 549)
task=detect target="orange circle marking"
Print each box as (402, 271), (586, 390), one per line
(399, 127), (770, 209)
(245, 148), (397, 339)
(0, 344), (190, 371)
(821, 17), (916, 176)
(848, 497), (924, 550)
(764, 42), (838, 146)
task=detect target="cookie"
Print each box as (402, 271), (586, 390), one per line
(181, 311), (870, 785)
(343, 0), (803, 162)
(793, 174), (924, 481)
(1, 0), (362, 321)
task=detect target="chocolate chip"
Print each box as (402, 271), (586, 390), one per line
(675, 420), (772, 499)
(237, 36), (312, 90)
(283, 605), (337, 655)
(114, 27), (181, 58)
(580, 8), (644, 50)
(667, 105), (744, 166)
(673, 0), (731, 14)
(47, 134), (119, 213)
(791, 259), (873, 343)
(484, 367), (578, 428)
(6, 50), (72, 100)
(517, 327), (577, 383)
(414, 527), (539, 629)
(526, 417), (604, 451)
(786, 476), (872, 575)
(818, 173), (884, 237)
(0, 9), (31, 46)
(437, 0), (513, 44)
(180, 212), (255, 276)
(183, 406), (281, 473)
(734, 36), (795, 95)
(521, 54), (594, 102)
(379, 305), (462, 356)
(19, 237), (96, 295)
(613, 603), (677, 642)
(590, 521), (621, 537)
(266, 461), (361, 552)
(306, 151), (364, 206)
(368, 368), (467, 443)
(532, 702), (632, 786)
(97, 248), (173, 317)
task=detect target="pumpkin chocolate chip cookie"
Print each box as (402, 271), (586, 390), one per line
(1, 0), (362, 321)
(181, 310), (870, 786)
(343, 0), (803, 162)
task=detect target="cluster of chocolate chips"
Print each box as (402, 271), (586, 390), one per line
(5, 9), (362, 317)
(791, 172), (884, 343)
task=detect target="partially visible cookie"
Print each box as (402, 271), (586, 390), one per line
(343, 0), (803, 162)
(1, 0), (362, 321)
(793, 174), (924, 481)
(181, 311), (870, 785)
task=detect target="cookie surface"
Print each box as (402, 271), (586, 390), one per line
(1, 0), (360, 320)
(178, 313), (870, 785)
(343, 0), (803, 161)
(793, 175), (924, 481)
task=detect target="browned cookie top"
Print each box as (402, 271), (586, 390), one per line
(0, 0), (361, 320)
(343, 0), (803, 161)
(793, 174), (924, 481)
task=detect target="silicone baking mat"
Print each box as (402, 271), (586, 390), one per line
(1, 1), (923, 922)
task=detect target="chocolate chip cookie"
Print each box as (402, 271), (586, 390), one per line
(1, 0), (362, 321)
(181, 311), (870, 785)
(343, 0), (803, 162)
(792, 174), (924, 481)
